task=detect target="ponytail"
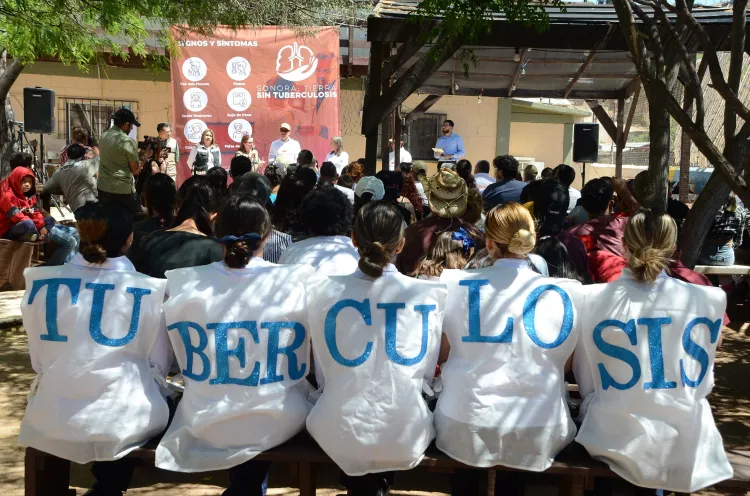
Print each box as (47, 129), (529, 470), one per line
(215, 195), (272, 268)
(623, 209), (677, 282)
(76, 201), (134, 264)
(353, 201), (404, 278)
(173, 179), (217, 236)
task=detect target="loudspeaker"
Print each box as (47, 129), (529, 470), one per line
(24, 87), (55, 134)
(573, 123), (599, 163)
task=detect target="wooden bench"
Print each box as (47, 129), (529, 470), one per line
(694, 265), (750, 276)
(24, 433), (750, 496)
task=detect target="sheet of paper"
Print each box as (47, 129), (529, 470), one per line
(432, 148), (444, 154)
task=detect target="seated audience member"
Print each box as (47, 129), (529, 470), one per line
(354, 176), (385, 215)
(573, 209), (733, 493)
(59, 126), (95, 165)
(306, 201), (446, 493)
(19, 200), (169, 496)
(273, 167), (318, 238)
(130, 177), (224, 278)
(279, 187), (357, 275)
(128, 173), (177, 257)
(536, 237), (589, 284)
(455, 159), (477, 190)
(263, 163), (286, 204)
(338, 174), (354, 190)
(297, 149), (315, 170)
(206, 166), (229, 198)
(320, 161), (355, 204)
(523, 164), (538, 182)
(135, 137), (164, 201)
(463, 188), (485, 229)
(699, 193), (744, 266)
(230, 155), (253, 180)
(43, 143), (99, 217)
(541, 167), (554, 179)
(0, 152), (34, 196)
(519, 179), (542, 207)
(533, 178), (589, 279)
(397, 169), (485, 275)
(437, 203), (582, 494)
(157, 195), (317, 492)
(0, 166), (79, 265)
(376, 170), (413, 224)
(568, 177), (636, 257)
(347, 161), (365, 184)
(399, 168), (424, 221)
(412, 229), (475, 280)
(410, 161), (430, 208)
(554, 164), (580, 213)
(473, 160), (495, 193)
(482, 155), (526, 210)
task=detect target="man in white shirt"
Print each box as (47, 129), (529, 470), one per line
(268, 123), (301, 164)
(555, 164), (581, 213)
(388, 139), (412, 170)
(319, 162), (355, 204)
(473, 160), (496, 193)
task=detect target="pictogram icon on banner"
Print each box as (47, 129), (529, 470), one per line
(182, 57), (207, 82)
(183, 88), (208, 112)
(276, 42), (317, 82)
(227, 88), (252, 112)
(228, 119), (253, 142)
(184, 119), (208, 144)
(226, 57), (251, 81)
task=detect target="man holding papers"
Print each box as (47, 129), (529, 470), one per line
(434, 119), (465, 166)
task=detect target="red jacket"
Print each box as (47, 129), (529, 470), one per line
(0, 167), (45, 236)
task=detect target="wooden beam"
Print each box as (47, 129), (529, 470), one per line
(418, 85), (622, 100)
(622, 85), (641, 145)
(432, 71), (638, 79)
(615, 95), (625, 179)
(381, 111), (392, 172)
(586, 100), (618, 142)
(381, 42), (425, 84)
(508, 48), (528, 97)
(363, 42), (385, 174)
(623, 76), (641, 99)
(563, 24), (617, 98)
(393, 107), (402, 167)
(404, 95), (442, 124)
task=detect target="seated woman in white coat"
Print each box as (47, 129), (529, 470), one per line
(19, 201), (171, 496)
(573, 209), (733, 493)
(436, 202), (582, 496)
(156, 195), (318, 496)
(306, 201), (447, 496)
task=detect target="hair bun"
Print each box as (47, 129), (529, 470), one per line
(630, 247), (669, 282)
(80, 243), (108, 264)
(508, 228), (536, 255)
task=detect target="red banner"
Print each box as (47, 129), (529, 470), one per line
(170, 27), (341, 185)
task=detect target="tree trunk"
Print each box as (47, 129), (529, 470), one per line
(642, 98), (671, 212)
(680, 138), (749, 267)
(0, 51), (25, 178)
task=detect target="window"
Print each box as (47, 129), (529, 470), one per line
(377, 113), (446, 161)
(57, 98), (138, 143)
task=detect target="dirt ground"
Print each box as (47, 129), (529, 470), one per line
(0, 293), (748, 495)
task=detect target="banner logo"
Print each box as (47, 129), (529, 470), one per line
(276, 42), (317, 82)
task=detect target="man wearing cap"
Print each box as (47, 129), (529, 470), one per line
(354, 176), (385, 203)
(388, 139), (412, 171)
(433, 120), (465, 166)
(97, 108), (142, 215)
(396, 168), (484, 275)
(269, 123), (301, 165)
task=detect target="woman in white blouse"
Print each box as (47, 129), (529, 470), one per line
(187, 128), (221, 175)
(235, 134), (261, 171)
(324, 136), (349, 175)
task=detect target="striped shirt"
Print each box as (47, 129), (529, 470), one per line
(263, 229), (292, 263)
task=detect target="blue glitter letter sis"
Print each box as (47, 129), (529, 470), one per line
(261, 321), (307, 384)
(523, 285), (573, 349)
(638, 317), (677, 390)
(27, 278), (81, 342)
(324, 299), (373, 367)
(680, 317), (721, 388)
(168, 321), (211, 381)
(86, 283), (151, 347)
(594, 319), (641, 390)
(460, 280), (513, 343)
(209, 321), (260, 386)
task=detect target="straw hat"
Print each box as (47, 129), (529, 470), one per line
(421, 169), (468, 218)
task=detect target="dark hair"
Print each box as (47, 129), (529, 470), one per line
(71, 126), (89, 144)
(173, 176), (218, 236)
(533, 178), (570, 237)
(231, 172), (271, 205)
(541, 167), (554, 179)
(264, 164), (286, 188)
(338, 174), (354, 189)
(555, 164), (576, 187)
(143, 173), (177, 227)
(230, 156), (253, 178)
(493, 155), (520, 179)
(215, 195), (272, 268)
(376, 170), (403, 202)
(273, 167), (317, 232)
(400, 173), (423, 218)
(353, 201), (405, 278)
(300, 188), (353, 236)
(456, 159), (476, 189)
(297, 149), (314, 166)
(581, 177), (614, 215)
(206, 166), (229, 196)
(66, 144), (87, 161)
(157, 122), (171, 132)
(76, 201), (134, 264)
(520, 180), (541, 204)
(9, 152), (32, 169)
(443, 120), (455, 127)
(320, 161), (337, 179)
(535, 237), (586, 283)
(475, 160), (490, 174)
(354, 192), (375, 216)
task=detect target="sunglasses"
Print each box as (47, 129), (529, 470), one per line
(280, 129), (290, 132)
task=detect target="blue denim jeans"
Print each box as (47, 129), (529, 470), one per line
(47, 223), (79, 265)
(699, 241), (735, 266)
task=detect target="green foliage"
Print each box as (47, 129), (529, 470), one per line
(0, 0), (364, 70)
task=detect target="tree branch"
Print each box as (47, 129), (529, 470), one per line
(0, 57), (24, 103)
(630, 1), (666, 79)
(612, 0), (655, 85)
(725, 0), (748, 139)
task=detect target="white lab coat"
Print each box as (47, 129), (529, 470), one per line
(306, 265), (446, 475)
(268, 138), (301, 164)
(388, 148), (412, 170)
(325, 150), (350, 175)
(436, 259), (582, 471)
(278, 236), (359, 276)
(18, 254), (170, 463)
(156, 259), (318, 472)
(573, 270), (733, 492)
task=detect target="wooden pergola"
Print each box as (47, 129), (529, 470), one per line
(361, 3), (741, 176)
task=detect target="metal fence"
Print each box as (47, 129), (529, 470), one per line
(57, 98), (138, 143)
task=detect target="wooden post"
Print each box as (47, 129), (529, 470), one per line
(363, 42), (384, 176)
(394, 107), (402, 168)
(679, 54), (698, 204)
(381, 112), (392, 172)
(615, 95), (625, 179)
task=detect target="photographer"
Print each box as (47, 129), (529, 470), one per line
(157, 123), (179, 180)
(135, 137), (164, 202)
